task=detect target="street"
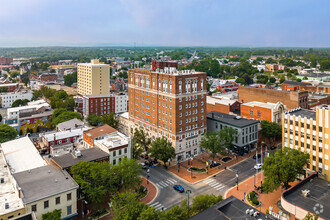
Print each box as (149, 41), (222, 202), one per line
(145, 158), (261, 211)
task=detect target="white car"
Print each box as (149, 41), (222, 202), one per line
(254, 163), (263, 170)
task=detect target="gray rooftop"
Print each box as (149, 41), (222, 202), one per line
(51, 148), (109, 169)
(56, 118), (84, 131)
(207, 111), (258, 128)
(13, 165), (78, 204)
(282, 80), (312, 86)
(283, 177), (330, 220)
(287, 109), (316, 120)
(189, 196), (268, 220)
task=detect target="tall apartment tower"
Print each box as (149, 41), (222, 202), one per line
(128, 67), (207, 160)
(77, 59), (110, 95)
(283, 107), (330, 181)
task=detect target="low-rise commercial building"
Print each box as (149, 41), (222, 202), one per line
(114, 93), (128, 114)
(0, 83), (19, 92)
(282, 107), (330, 181)
(82, 94), (115, 117)
(83, 124), (117, 148)
(13, 165), (79, 220)
(207, 111), (259, 155)
(56, 118), (84, 132)
(240, 101), (286, 124)
(117, 112), (131, 136)
(206, 96), (240, 114)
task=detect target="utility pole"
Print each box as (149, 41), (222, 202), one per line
(186, 190), (192, 218)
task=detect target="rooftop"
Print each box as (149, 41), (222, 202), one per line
(241, 101), (284, 110)
(13, 165), (78, 204)
(83, 94), (114, 98)
(283, 176), (330, 220)
(7, 102), (50, 115)
(0, 137), (47, 173)
(0, 83), (18, 87)
(282, 80), (312, 86)
(119, 112), (129, 119)
(207, 96), (237, 106)
(207, 111), (258, 127)
(285, 108), (316, 120)
(84, 124), (117, 139)
(56, 118), (84, 131)
(51, 148), (109, 169)
(95, 131), (129, 150)
(42, 128), (88, 142)
(189, 196), (268, 220)
(0, 151), (24, 216)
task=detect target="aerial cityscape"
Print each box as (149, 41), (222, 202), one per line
(0, 1), (329, 220)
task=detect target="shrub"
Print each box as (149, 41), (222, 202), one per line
(190, 167), (206, 173)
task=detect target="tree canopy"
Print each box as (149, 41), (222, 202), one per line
(42, 209), (61, 220)
(262, 148), (309, 192)
(64, 71), (77, 87)
(148, 137), (175, 167)
(0, 124), (18, 143)
(11, 99), (30, 107)
(260, 120), (282, 146)
(86, 113), (118, 128)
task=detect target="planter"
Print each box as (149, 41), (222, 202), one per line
(210, 162), (221, 168)
(246, 191), (260, 207)
(221, 157), (232, 163)
(188, 167), (206, 173)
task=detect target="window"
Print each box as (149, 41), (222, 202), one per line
(55, 197), (60, 205)
(32, 205), (37, 212)
(67, 193), (72, 201)
(113, 151), (116, 157)
(113, 159), (116, 165)
(119, 149), (122, 155)
(257, 111), (261, 117)
(124, 148), (127, 154)
(250, 109), (253, 115)
(44, 201), (49, 209)
(67, 205), (72, 215)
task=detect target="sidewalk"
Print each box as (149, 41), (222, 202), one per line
(168, 151), (255, 183)
(225, 171), (298, 218)
(139, 176), (157, 204)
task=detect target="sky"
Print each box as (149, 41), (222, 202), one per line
(0, 0), (329, 47)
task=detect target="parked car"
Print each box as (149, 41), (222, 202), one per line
(254, 163), (263, 170)
(173, 185), (184, 193)
(140, 163), (149, 169)
(252, 154), (261, 160)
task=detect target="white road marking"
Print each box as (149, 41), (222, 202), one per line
(204, 179), (215, 184)
(150, 202), (159, 207)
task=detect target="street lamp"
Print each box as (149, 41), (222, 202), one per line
(236, 171), (239, 190)
(147, 169), (150, 184)
(186, 190), (192, 218)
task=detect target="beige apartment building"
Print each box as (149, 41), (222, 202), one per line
(128, 67), (207, 160)
(77, 59), (110, 95)
(282, 107), (330, 181)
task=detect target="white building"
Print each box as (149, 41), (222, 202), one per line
(6, 100), (50, 120)
(0, 91), (33, 108)
(94, 131), (131, 165)
(114, 93), (128, 114)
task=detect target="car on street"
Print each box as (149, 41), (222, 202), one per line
(140, 163), (149, 169)
(252, 154), (261, 160)
(173, 184), (184, 193)
(254, 163), (263, 170)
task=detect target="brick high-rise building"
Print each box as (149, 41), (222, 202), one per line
(77, 59), (110, 96)
(0, 56), (13, 64)
(151, 59), (178, 71)
(128, 67), (207, 160)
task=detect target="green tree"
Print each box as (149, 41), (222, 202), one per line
(86, 114), (102, 126)
(64, 71), (77, 87)
(219, 127), (237, 151)
(40, 62), (50, 71)
(113, 158), (142, 190)
(101, 113), (119, 129)
(191, 194), (222, 216)
(262, 148), (309, 192)
(235, 77), (246, 85)
(71, 161), (118, 206)
(279, 75), (286, 84)
(148, 137), (175, 167)
(52, 111), (83, 126)
(138, 207), (160, 220)
(260, 120), (281, 146)
(0, 87), (8, 93)
(269, 77), (276, 83)
(200, 131), (223, 163)
(303, 212), (318, 220)
(133, 128), (151, 152)
(0, 124), (18, 143)
(21, 76), (30, 86)
(42, 209), (61, 220)
(50, 69), (56, 73)
(11, 99), (29, 107)
(0, 114), (2, 122)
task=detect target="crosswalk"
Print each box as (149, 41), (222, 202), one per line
(155, 178), (177, 189)
(149, 202), (167, 211)
(203, 179), (226, 191)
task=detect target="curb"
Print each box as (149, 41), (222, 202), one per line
(147, 179), (159, 205)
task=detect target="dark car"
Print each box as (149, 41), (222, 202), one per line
(253, 154), (261, 160)
(270, 146), (277, 150)
(140, 163), (149, 169)
(173, 185), (184, 193)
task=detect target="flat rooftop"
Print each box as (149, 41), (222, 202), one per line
(13, 165), (78, 204)
(282, 80), (312, 86)
(51, 148), (109, 169)
(241, 101), (282, 110)
(95, 131), (129, 149)
(207, 96), (237, 106)
(190, 196), (268, 220)
(286, 108), (316, 120)
(283, 177), (330, 220)
(207, 111), (258, 128)
(56, 118), (84, 131)
(1, 137), (47, 173)
(42, 128), (88, 142)
(0, 152), (24, 216)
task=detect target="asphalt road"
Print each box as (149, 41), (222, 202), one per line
(146, 158), (261, 211)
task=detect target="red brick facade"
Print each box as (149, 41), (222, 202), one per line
(240, 105), (272, 121)
(206, 101), (240, 114)
(0, 57), (13, 64)
(151, 60), (178, 71)
(82, 95), (115, 117)
(0, 83), (19, 92)
(238, 86), (308, 110)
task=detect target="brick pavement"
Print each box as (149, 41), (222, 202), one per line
(169, 151), (255, 183)
(225, 171), (298, 219)
(139, 176), (157, 204)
